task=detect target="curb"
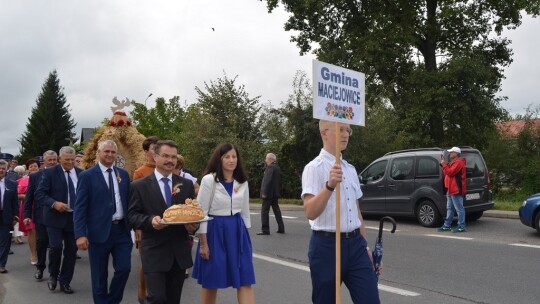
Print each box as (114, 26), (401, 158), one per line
(483, 210), (519, 219)
(250, 204), (519, 219)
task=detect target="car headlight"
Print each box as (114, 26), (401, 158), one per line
(522, 200), (527, 207)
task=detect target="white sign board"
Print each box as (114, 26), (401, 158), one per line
(312, 59), (365, 126)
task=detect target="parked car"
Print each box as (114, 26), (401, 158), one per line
(358, 147), (494, 227)
(518, 193), (540, 233)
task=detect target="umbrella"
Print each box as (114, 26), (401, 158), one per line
(372, 216), (397, 276)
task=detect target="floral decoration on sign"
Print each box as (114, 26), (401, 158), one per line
(172, 183), (183, 196)
(325, 102), (355, 120)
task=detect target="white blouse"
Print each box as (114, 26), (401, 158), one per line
(197, 173), (251, 233)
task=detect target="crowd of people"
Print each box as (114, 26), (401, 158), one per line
(0, 119), (387, 304)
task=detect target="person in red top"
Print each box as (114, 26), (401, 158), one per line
(438, 147), (467, 233)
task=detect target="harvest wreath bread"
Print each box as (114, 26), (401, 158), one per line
(163, 198), (205, 222)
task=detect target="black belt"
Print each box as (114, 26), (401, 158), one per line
(313, 228), (360, 239)
(112, 219), (124, 224)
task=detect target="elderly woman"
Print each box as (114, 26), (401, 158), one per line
(16, 159), (40, 264)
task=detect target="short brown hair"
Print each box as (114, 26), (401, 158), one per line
(142, 136), (160, 151)
(154, 140), (178, 155)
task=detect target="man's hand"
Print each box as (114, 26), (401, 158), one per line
(12, 216), (19, 226)
(440, 155), (447, 166)
(135, 229), (142, 242)
(76, 236), (89, 250)
(151, 216), (167, 230)
(327, 163), (343, 188)
(52, 201), (71, 212)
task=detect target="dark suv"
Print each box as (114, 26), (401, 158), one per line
(358, 147), (493, 227)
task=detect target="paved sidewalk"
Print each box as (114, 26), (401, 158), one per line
(250, 204), (519, 219)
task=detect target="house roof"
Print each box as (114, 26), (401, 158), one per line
(80, 128), (95, 143)
(497, 119), (540, 138)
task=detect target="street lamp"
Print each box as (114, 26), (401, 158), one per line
(144, 93), (153, 107)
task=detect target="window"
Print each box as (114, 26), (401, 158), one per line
(463, 153), (485, 178)
(361, 160), (388, 182)
(390, 157), (414, 180)
(416, 157), (439, 178)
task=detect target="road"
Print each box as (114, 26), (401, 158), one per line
(1, 208), (539, 303)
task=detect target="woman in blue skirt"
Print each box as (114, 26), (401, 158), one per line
(192, 143), (256, 304)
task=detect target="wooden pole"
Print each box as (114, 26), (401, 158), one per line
(334, 121), (341, 304)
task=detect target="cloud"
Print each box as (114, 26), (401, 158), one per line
(0, 1), (536, 155)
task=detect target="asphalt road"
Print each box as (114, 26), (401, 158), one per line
(1, 207), (539, 303)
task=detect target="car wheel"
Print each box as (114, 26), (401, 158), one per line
(535, 211), (540, 234)
(466, 211), (484, 222)
(416, 200), (442, 227)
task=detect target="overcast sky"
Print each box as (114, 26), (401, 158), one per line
(0, 1), (538, 156)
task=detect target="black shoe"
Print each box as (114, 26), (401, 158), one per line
(256, 231), (270, 235)
(76, 254), (81, 259)
(276, 230), (285, 234)
(60, 284), (74, 294)
(8, 250), (13, 255)
(35, 269), (43, 280)
(47, 277), (57, 291)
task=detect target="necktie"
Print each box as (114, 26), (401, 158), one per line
(162, 177), (172, 207)
(66, 170), (76, 207)
(107, 168), (117, 213)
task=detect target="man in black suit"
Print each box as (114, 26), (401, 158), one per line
(36, 147), (82, 294)
(257, 153), (285, 235)
(0, 159), (19, 273)
(128, 140), (197, 304)
(23, 150), (58, 280)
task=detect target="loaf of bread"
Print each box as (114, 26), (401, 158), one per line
(163, 199), (205, 222)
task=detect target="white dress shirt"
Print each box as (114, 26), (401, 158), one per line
(301, 149), (363, 232)
(98, 162), (123, 220)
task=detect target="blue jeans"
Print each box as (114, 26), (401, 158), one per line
(443, 194), (466, 227)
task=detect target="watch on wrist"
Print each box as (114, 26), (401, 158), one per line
(325, 181), (335, 192)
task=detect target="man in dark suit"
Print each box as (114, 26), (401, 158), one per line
(0, 159), (19, 273)
(36, 146), (82, 294)
(74, 140), (132, 304)
(23, 150), (58, 280)
(5, 159), (19, 182)
(257, 152), (285, 235)
(128, 140), (197, 304)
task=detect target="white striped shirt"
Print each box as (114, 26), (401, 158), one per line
(301, 149), (363, 232)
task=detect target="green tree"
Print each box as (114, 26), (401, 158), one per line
(130, 96), (186, 141)
(262, 0), (539, 149)
(257, 71), (321, 197)
(179, 74), (263, 179)
(19, 70), (76, 159)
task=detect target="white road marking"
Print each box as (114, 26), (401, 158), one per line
(509, 243), (540, 249)
(425, 234), (474, 240)
(365, 226), (400, 233)
(253, 253), (421, 297)
(250, 212), (297, 219)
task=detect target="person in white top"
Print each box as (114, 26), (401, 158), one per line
(192, 143), (255, 304)
(301, 120), (380, 304)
